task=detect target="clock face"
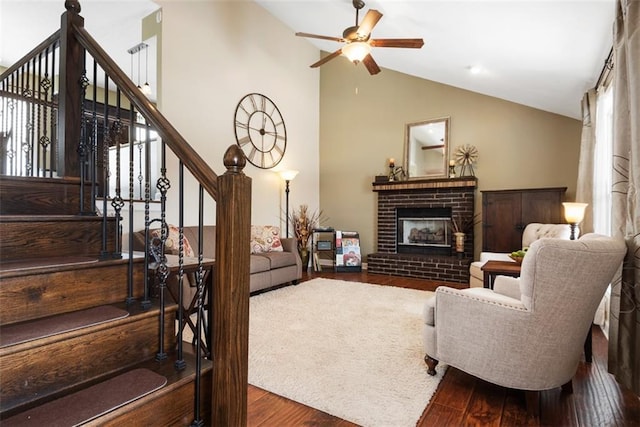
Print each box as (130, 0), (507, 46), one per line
(234, 93), (287, 169)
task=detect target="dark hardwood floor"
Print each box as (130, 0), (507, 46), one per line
(247, 270), (640, 426)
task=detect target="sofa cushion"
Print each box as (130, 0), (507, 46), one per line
(183, 226), (216, 258)
(151, 224), (195, 257)
(256, 251), (298, 269)
(250, 254), (271, 274)
(250, 225), (284, 254)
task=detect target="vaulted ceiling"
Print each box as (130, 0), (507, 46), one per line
(1, 0), (615, 119)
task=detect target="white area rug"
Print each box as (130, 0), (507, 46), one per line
(248, 278), (447, 427)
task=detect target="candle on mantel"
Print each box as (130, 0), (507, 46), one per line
(389, 158), (395, 168)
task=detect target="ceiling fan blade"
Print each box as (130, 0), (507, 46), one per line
(370, 38), (425, 49)
(310, 48), (343, 68)
(296, 32), (344, 43)
(356, 9), (383, 39)
(362, 54), (381, 75)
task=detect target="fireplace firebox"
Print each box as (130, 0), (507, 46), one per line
(397, 207), (452, 255)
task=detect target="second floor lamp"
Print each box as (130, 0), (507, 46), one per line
(563, 202), (588, 240)
(279, 170), (299, 238)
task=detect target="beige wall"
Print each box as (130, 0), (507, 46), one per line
(156, 1), (321, 231)
(319, 57), (582, 259)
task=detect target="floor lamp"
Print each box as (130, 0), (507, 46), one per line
(279, 170), (299, 238)
(563, 202), (588, 240)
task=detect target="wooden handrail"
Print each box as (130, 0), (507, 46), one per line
(71, 24), (219, 200)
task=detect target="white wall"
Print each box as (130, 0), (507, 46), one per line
(155, 1), (320, 233)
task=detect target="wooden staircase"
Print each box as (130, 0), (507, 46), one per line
(0, 175), (212, 425)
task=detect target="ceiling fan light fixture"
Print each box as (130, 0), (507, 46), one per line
(342, 41), (371, 64)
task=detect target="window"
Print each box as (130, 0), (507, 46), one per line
(593, 84), (613, 235)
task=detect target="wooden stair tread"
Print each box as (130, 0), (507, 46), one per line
(0, 253), (145, 278)
(0, 305), (129, 348)
(0, 215), (109, 222)
(2, 368), (167, 426)
(0, 256), (99, 273)
(0, 175), (81, 184)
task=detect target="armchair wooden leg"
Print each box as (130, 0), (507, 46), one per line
(561, 379), (573, 394)
(424, 354), (439, 376)
(584, 325), (593, 363)
(524, 390), (540, 416)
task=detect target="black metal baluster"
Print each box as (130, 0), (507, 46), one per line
(23, 61), (34, 177)
(111, 89), (124, 261)
(142, 117), (152, 345)
(191, 185), (205, 427)
(40, 47), (52, 177)
(49, 42), (57, 176)
(151, 141), (170, 310)
(153, 154), (169, 357)
(7, 73), (16, 175)
(175, 161), (186, 370)
(127, 105), (136, 305)
(78, 63), (90, 214)
(89, 59), (98, 214)
(100, 75), (111, 259)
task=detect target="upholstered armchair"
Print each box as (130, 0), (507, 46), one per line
(423, 234), (626, 413)
(469, 223), (572, 288)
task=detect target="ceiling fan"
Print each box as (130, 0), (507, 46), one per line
(295, 0), (424, 75)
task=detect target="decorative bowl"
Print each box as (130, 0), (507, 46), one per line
(509, 255), (524, 264)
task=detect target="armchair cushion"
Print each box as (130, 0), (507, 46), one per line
(492, 275), (522, 300)
(521, 223), (572, 247)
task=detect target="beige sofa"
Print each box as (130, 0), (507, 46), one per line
(133, 225), (302, 294)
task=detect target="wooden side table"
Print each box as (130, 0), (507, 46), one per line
(481, 260), (521, 289)
(149, 255), (215, 356)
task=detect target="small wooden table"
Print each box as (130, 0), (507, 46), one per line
(149, 255), (215, 356)
(481, 260), (521, 289)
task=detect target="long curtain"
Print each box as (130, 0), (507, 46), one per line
(608, 0), (640, 396)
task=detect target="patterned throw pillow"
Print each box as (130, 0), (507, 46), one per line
(250, 225), (284, 254)
(151, 224), (195, 258)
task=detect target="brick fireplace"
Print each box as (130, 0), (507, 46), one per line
(368, 177), (477, 284)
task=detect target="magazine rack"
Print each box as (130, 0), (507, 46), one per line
(335, 231), (362, 272)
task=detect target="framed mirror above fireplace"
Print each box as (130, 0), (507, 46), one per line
(404, 117), (450, 179)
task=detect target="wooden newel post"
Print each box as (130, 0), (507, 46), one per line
(213, 145), (251, 426)
(58, 1), (84, 178)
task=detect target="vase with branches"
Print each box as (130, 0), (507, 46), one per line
(450, 213), (480, 234)
(450, 213), (481, 257)
(289, 204), (323, 267)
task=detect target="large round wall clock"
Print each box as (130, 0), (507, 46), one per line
(234, 93), (287, 169)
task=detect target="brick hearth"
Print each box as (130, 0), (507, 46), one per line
(369, 177), (477, 284)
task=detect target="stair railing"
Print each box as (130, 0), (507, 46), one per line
(0, 32), (60, 177)
(0, 2), (251, 425)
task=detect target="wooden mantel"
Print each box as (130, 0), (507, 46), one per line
(372, 176), (478, 192)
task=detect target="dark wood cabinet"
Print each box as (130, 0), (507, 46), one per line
(481, 187), (567, 252)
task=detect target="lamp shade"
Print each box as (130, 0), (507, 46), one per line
(279, 170), (299, 181)
(342, 42), (371, 63)
(563, 202), (588, 224)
